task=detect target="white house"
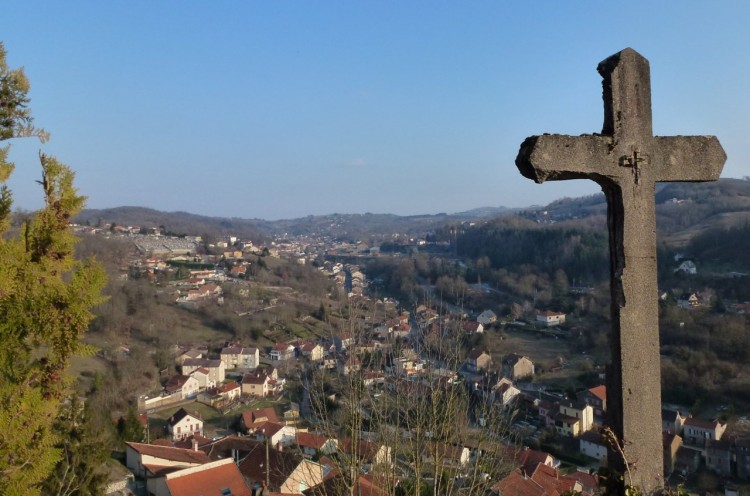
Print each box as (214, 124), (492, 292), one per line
(220, 346), (260, 369)
(536, 310), (566, 327)
(579, 430), (608, 462)
(189, 367), (215, 390)
(164, 375), (200, 399)
(476, 310), (497, 326)
(489, 377), (521, 408)
(254, 420), (297, 447)
(125, 442), (210, 479)
(167, 408), (204, 442)
(181, 358), (226, 384)
(675, 260), (697, 275)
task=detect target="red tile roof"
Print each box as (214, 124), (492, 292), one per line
(295, 432), (330, 450)
(684, 417), (722, 430)
(241, 407), (279, 430)
(587, 385), (606, 401)
(237, 443), (303, 489)
(217, 381), (241, 394)
(492, 470), (545, 496)
(126, 442), (211, 465)
(165, 459), (251, 496)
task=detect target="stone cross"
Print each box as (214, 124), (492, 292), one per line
(516, 48), (726, 491)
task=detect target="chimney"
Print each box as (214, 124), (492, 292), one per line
(191, 438), (198, 451)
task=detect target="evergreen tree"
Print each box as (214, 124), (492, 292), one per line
(42, 397), (110, 496)
(117, 404), (146, 445)
(0, 42), (107, 495)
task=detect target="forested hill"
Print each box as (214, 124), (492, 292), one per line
(455, 178), (750, 284)
(74, 206), (270, 242)
(73, 178), (750, 250)
(516, 178), (750, 239)
(74, 206), (517, 242)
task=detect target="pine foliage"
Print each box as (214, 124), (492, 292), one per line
(0, 42), (107, 495)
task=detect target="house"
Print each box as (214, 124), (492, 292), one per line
(240, 407), (280, 434)
(677, 292), (702, 309)
(241, 369), (273, 398)
(662, 409), (686, 435)
(241, 366), (284, 397)
(503, 446), (559, 473)
(706, 439), (733, 476)
(301, 342), (324, 362)
(675, 260), (697, 275)
(577, 385), (607, 418)
(476, 309), (498, 326)
(674, 446), (702, 475)
(489, 377), (521, 408)
(502, 354), (535, 380)
(734, 438), (750, 479)
(422, 442), (470, 468)
(536, 310), (566, 327)
(663, 433), (683, 476)
(189, 368), (214, 390)
(462, 321), (484, 334)
(682, 417), (726, 447)
(466, 348), (492, 374)
(303, 472), (394, 496)
(229, 264), (247, 277)
(199, 435), (264, 462)
(579, 430), (607, 462)
(554, 400), (593, 437)
(146, 458), (251, 496)
(198, 381), (241, 407)
(181, 358), (226, 384)
(216, 381), (242, 401)
(220, 345), (259, 370)
(362, 370), (385, 387)
(125, 442), (211, 479)
(338, 354), (361, 376)
(393, 356), (423, 376)
(334, 332), (355, 351)
(254, 420), (297, 447)
(295, 432), (338, 458)
(270, 342), (295, 362)
(167, 408), (204, 442)
(492, 463), (582, 496)
(175, 349), (203, 366)
(237, 441), (326, 494)
(164, 375), (200, 400)
(340, 438), (392, 469)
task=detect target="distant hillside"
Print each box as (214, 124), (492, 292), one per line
(455, 178), (750, 284)
(74, 178), (750, 246)
(74, 206), (519, 243)
(517, 178), (750, 241)
(74, 206), (269, 242)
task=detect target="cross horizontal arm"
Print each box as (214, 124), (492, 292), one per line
(516, 134), (617, 184)
(651, 135), (726, 182)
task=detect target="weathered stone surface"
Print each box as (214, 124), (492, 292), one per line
(515, 48), (726, 492)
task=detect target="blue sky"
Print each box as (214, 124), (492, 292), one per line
(3, 2), (749, 220)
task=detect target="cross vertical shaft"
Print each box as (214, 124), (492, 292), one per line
(515, 48), (726, 492)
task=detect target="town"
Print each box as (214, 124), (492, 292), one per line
(73, 208), (750, 496)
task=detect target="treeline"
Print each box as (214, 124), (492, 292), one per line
(456, 216), (609, 286)
(685, 222), (750, 270)
(75, 206), (268, 243)
(660, 307), (750, 406)
(655, 179), (750, 234)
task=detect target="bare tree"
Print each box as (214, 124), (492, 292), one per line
(302, 297), (517, 496)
